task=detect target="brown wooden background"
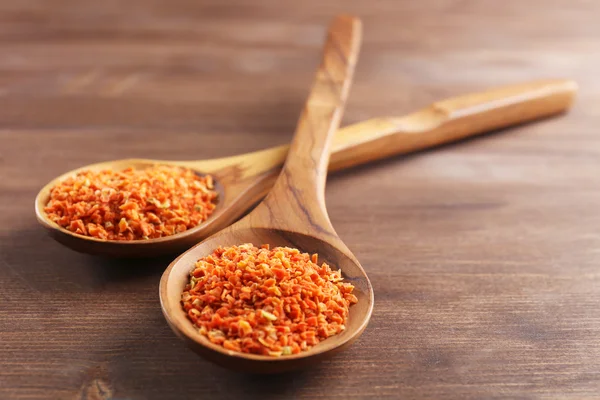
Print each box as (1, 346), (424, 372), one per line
(1, 0), (599, 399)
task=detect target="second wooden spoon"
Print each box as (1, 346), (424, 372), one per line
(35, 79), (576, 257)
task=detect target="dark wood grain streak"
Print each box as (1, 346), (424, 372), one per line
(1, 0), (600, 398)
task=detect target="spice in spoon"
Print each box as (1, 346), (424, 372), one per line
(181, 243), (358, 356)
(44, 165), (218, 240)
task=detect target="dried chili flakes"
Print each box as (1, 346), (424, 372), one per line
(181, 243), (358, 356)
(44, 165), (218, 241)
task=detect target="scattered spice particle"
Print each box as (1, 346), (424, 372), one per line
(181, 243), (358, 357)
(44, 165), (218, 241)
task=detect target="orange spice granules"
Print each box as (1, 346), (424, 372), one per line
(181, 244), (358, 356)
(44, 165), (218, 240)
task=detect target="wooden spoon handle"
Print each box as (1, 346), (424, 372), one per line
(328, 79), (577, 170)
(250, 15), (362, 231)
(202, 79), (576, 180)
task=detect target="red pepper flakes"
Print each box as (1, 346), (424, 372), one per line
(44, 165), (218, 241)
(181, 244), (358, 357)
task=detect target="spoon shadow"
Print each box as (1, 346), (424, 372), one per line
(0, 223), (169, 292)
(213, 368), (312, 398)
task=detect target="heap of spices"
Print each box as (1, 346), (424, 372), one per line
(181, 243), (358, 356)
(44, 165), (218, 240)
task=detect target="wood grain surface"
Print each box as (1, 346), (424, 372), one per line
(1, 0), (599, 399)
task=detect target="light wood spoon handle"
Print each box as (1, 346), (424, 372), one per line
(328, 79), (577, 170)
(250, 15), (361, 234)
(201, 79), (576, 185)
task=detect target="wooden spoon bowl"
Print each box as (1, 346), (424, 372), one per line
(161, 228), (373, 372)
(35, 159), (232, 257)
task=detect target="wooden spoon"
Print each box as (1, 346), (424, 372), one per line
(160, 15), (367, 373)
(34, 78), (577, 257)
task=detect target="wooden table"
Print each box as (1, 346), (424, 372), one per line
(1, 1), (599, 398)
